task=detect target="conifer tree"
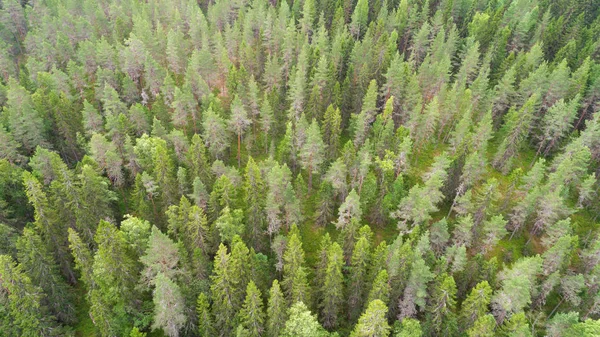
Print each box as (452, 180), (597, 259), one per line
(197, 292), (215, 337)
(319, 242), (344, 329)
(493, 94), (539, 174)
(479, 215), (508, 253)
(350, 0), (369, 39)
(76, 164), (115, 245)
(323, 105), (342, 158)
(140, 226), (181, 285)
(349, 299), (391, 337)
(0, 254), (57, 336)
(426, 273), (458, 336)
(299, 119), (325, 191)
(229, 95), (251, 167)
(282, 227), (311, 306)
(211, 243), (244, 334)
(152, 273), (186, 337)
(314, 233), (332, 299)
(16, 227), (75, 324)
(281, 302), (328, 337)
(239, 281), (265, 337)
(187, 134), (211, 185)
(347, 229), (371, 322)
(4, 79), (47, 153)
(23, 171), (74, 282)
(467, 314), (496, 337)
(367, 269), (391, 306)
(352, 80), (379, 147)
(202, 106), (230, 159)
(267, 279), (287, 337)
(460, 281), (493, 332)
(243, 157), (266, 250)
(393, 318), (423, 337)
(67, 228), (94, 290)
(399, 252), (433, 319)
(91, 220), (138, 336)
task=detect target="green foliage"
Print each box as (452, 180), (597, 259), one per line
(266, 279), (287, 337)
(238, 281), (265, 337)
(349, 299), (390, 337)
(281, 302), (328, 337)
(2, 0), (600, 336)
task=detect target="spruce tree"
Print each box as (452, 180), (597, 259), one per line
(239, 281), (265, 337)
(282, 227), (311, 306)
(460, 281), (493, 331)
(347, 230), (371, 322)
(319, 242), (344, 329)
(425, 273), (458, 336)
(197, 292), (215, 337)
(349, 299), (391, 337)
(0, 254), (57, 336)
(267, 279), (287, 337)
(16, 227), (75, 324)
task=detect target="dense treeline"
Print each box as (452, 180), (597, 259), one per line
(0, 0), (600, 336)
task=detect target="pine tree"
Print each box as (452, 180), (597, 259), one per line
(349, 299), (391, 337)
(299, 119), (325, 191)
(229, 95), (251, 167)
(239, 281), (265, 337)
(140, 226), (181, 285)
(152, 273), (187, 337)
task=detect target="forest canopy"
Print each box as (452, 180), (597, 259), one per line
(0, 0), (600, 336)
